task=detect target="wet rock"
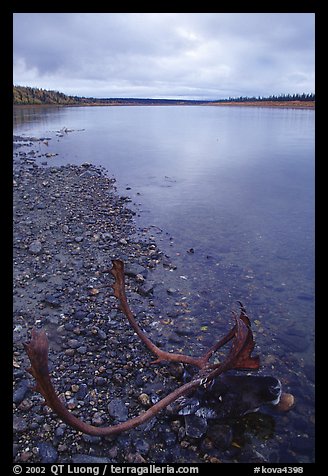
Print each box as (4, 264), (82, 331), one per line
(82, 434), (102, 444)
(207, 423), (233, 450)
(28, 240), (42, 254)
(13, 415), (28, 432)
(43, 294), (61, 308)
(137, 283), (154, 297)
(124, 263), (148, 278)
(138, 393), (151, 407)
(77, 346), (88, 354)
(97, 329), (107, 340)
(37, 442), (58, 463)
(94, 376), (107, 386)
(108, 398), (129, 422)
(92, 412), (104, 426)
(134, 438), (150, 455)
(74, 309), (88, 319)
(167, 288), (178, 296)
(68, 339), (80, 349)
(276, 393), (295, 412)
(46, 315), (60, 325)
(13, 379), (30, 404)
(75, 383), (88, 400)
(184, 414), (207, 438)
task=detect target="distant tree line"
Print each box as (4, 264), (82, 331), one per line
(13, 85), (315, 106)
(221, 93), (315, 103)
(13, 85), (88, 105)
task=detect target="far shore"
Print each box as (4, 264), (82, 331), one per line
(209, 100), (315, 109)
(13, 100), (315, 109)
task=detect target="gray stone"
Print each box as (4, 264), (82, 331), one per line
(124, 264), (148, 278)
(37, 442), (58, 463)
(75, 383), (88, 400)
(184, 414), (207, 438)
(68, 339), (80, 349)
(43, 294), (61, 308)
(207, 423), (233, 449)
(137, 283), (154, 297)
(13, 415), (28, 432)
(134, 438), (150, 455)
(97, 329), (107, 340)
(167, 288), (178, 295)
(28, 240), (42, 254)
(108, 398), (129, 422)
(13, 380), (30, 404)
(77, 346), (88, 354)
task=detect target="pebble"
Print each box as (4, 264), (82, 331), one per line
(28, 240), (42, 254)
(276, 393), (295, 412)
(138, 393), (151, 407)
(207, 423), (233, 450)
(92, 412), (104, 426)
(134, 438), (150, 455)
(167, 288), (178, 295)
(68, 339), (80, 349)
(184, 415), (207, 438)
(43, 294), (61, 308)
(37, 442), (58, 463)
(13, 415), (28, 432)
(13, 379), (30, 404)
(108, 398), (129, 422)
(77, 346), (88, 354)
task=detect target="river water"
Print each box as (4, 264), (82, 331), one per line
(13, 105), (315, 462)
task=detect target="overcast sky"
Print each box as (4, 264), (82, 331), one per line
(13, 13), (315, 100)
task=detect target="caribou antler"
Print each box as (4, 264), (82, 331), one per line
(24, 259), (260, 436)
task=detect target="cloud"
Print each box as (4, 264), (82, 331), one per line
(13, 13), (315, 99)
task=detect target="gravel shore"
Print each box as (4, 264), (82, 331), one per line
(13, 147), (297, 464)
(13, 158), (186, 463)
(15, 153), (239, 463)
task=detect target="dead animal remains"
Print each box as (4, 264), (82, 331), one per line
(25, 259), (285, 436)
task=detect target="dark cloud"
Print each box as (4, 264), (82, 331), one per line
(13, 13), (315, 99)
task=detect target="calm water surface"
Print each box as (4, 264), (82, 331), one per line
(13, 105), (315, 462)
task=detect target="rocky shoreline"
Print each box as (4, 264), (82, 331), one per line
(15, 153), (247, 464)
(12, 145), (307, 464)
(13, 158), (189, 463)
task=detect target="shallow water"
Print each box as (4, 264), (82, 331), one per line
(13, 105), (315, 462)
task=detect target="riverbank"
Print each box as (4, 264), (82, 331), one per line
(13, 160), (188, 463)
(13, 100), (315, 109)
(209, 101), (315, 109)
(14, 156), (241, 464)
(14, 155), (290, 464)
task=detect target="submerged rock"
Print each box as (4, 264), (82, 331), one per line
(184, 414), (207, 438)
